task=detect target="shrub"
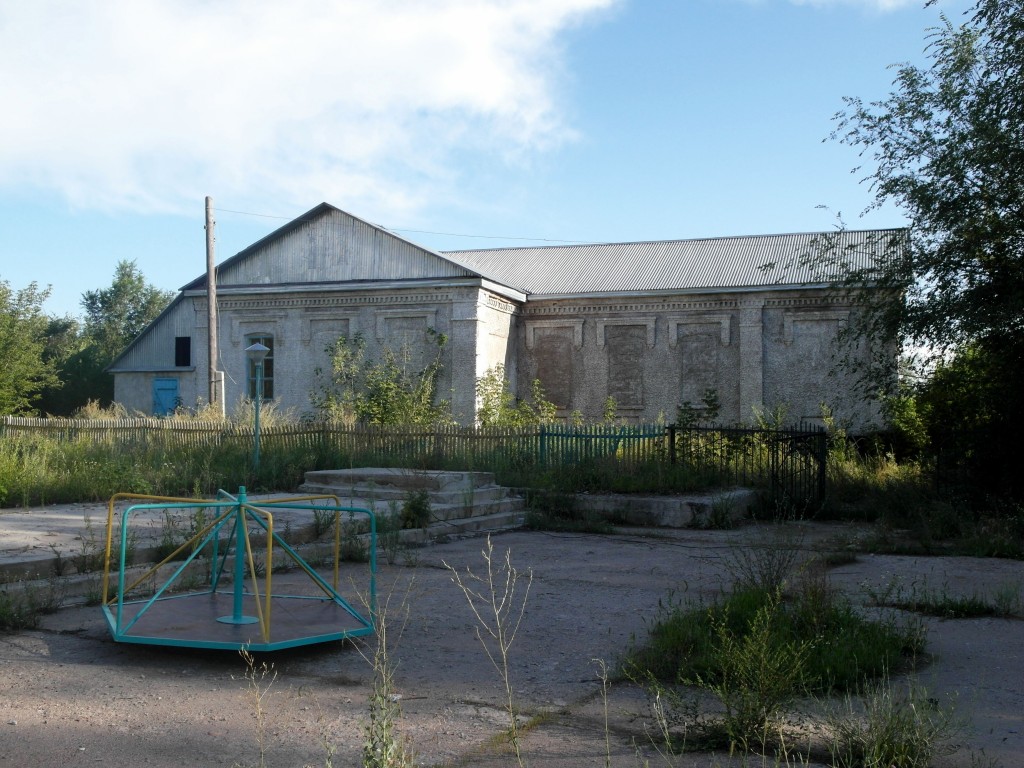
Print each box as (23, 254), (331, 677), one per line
(400, 489), (431, 529)
(697, 592), (811, 749)
(627, 586), (920, 696)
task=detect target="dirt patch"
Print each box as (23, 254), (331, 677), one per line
(0, 522), (1022, 767)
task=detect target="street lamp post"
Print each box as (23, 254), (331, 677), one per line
(244, 343), (270, 473)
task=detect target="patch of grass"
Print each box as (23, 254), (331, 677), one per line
(339, 523), (369, 563)
(824, 456), (1024, 560)
(819, 548), (859, 567)
(867, 578), (1022, 619)
(992, 582), (1023, 617)
(355, 581), (415, 768)
(957, 510), (1024, 559)
(376, 503), (411, 566)
(698, 591), (813, 750)
(627, 586), (921, 696)
(0, 582), (64, 631)
(74, 514), (113, 573)
(236, 647), (277, 768)
(897, 593), (1001, 619)
(521, 489), (614, 534)
(0, 591), (43, 631)
(312, 505), (336, 538)
(625, 576), (927, 759)
(83, 575), (118, 606)
(150, 508), (213, 565)
(822, 452), (933, 523)
(721, 531), (804, 594)
(523, 456), (716, 497)
(705, 495), (741, 529)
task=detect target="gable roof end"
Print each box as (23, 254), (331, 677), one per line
(181, 202), (487, 292)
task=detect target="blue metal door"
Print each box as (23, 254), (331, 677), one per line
(152, 378), (179, 416)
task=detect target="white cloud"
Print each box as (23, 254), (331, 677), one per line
(786, 0), (919, 9)
(738, 0), (922, 10)
(0, 0), (615, 216)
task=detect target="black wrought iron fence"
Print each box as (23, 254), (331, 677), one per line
(667, 423), (827, 513)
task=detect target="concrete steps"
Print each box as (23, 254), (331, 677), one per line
(0, 472), (528, 607)
(298, 467), (528, 539)
(0, 473), (759, 609)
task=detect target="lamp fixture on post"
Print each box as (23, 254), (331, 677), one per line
(244, 342), (270, 473)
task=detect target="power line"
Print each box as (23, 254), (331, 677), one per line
(215, 207), (294, 220)
(213, 206), (592, 245)
(390, 227), (592, 244)
(387, 225), (593, 243)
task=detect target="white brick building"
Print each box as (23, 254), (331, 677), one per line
(110, 203), (900, 429)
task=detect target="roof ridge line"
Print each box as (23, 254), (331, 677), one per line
(440, 227), (907, 254)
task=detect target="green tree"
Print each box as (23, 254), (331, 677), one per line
(35, 315), (88, 416)
(74, 261), (173, 406)
(831, 0), (1024, 359)
(82, 260), (173, 360)
(475, 365), (556, 426)
(312, 330), (452, 425)
(0, 281), (59, 414)
(913, 346), (998, 471)
(828, 0), (1024, 495)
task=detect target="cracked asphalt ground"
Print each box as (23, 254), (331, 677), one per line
(1, 521), (1022, 767)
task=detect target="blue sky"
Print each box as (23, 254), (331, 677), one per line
(1, 0), (971, 318)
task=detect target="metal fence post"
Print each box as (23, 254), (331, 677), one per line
(816, 427), (827, 505)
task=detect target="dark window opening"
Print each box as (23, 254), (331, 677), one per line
(175, 336), (191, 367)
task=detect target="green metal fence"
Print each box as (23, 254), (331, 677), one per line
(0, 417), (826, 508)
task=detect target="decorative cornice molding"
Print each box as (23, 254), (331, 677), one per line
(522, 298), (741, 316)
(484, 293), (519, 315)
(219, 292), (453, 311)
(763, 295), (852, 309)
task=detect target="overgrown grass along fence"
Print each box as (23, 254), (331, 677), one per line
(0, 417), (826, 511)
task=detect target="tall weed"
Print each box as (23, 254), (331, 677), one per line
(696, 592), (812, 750)
(827, 678), (960, 768)
(0, 583), (64, 631)
(359, 585), (415, 768)
(445, 536), (533, 767)
(721, 529), (804, 594)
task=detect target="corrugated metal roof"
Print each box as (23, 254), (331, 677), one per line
(442, 229), (905, 295)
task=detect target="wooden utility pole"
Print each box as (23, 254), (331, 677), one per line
(205, 196), (222, 414)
